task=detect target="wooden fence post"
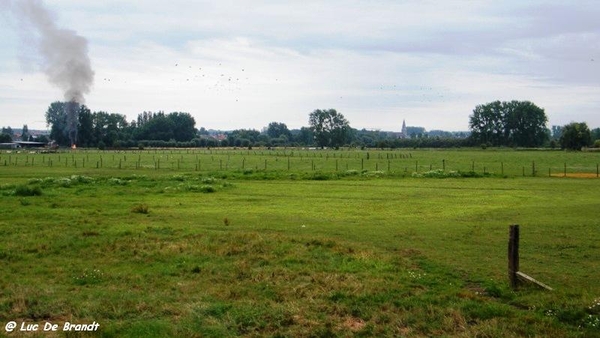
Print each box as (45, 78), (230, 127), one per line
(508, 224), (520, 289)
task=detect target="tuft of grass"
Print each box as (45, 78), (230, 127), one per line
(223, 217), (230, 226)
(131, 203), (149, 214)
(82, 230), (100, 237)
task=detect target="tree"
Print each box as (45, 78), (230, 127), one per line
(502, 101), (548, 147)
(228, 129), (260, 146)
(45, 101), (69, 146)
(21, 125), (29, 141)
(132, 111), (195, 143)
(308, 109), (351, 148)
(92, 111), (128, 147)
(36, 135), (49, 144)
(45, 102), (95, 146)
(560, 122), (591, 150)
(77, 107), (95, 147)
(469, 100), (548, 147)
(294, 127), (314, 146)
(167, 112), (196, 142)
(0, 133), (11, 143)
(136, 114), (174, 141)
(1, 127), (13, 138)
(266, 122), (291, 140)
(591, 128), (600, 143)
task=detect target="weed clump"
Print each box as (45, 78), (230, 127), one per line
(73, 269), (104, 285)
(15, 185), (42, 196)
(171, 174), (186, 181)
(201, 177), (216, 184)
(28, 178), (43, 185)
(0, 183), (16, 191)
(70, 175), (94, 184)
(362, 170), (386, 178)
(412, 169), (490, 178)
(131, 204), (149, 214)
(108, 178), (128, 185)
(221, 181), (234, 188)
(56, 178), (72, 187)
(200, 185), (216, 193)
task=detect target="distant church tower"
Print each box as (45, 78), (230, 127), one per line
(400, 119), (407, 139)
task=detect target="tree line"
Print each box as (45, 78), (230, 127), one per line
(468, 100), (600, 150)
(1, 100), (599, 150)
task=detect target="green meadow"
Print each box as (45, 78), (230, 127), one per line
(0, 148), (599, 337)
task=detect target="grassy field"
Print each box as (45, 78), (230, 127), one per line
(1, 147), (599, 177)
(0, 148), (599, 337)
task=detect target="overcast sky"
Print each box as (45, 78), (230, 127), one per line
(1, 0), (599, 132)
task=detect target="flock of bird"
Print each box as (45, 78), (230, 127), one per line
(97, 61), (259, 103)
(95, 63), (452, 105)
(17, 54), (598, 107)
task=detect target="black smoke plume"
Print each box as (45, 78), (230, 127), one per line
(4, 0), (94, 145)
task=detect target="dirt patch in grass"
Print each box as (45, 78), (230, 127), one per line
(551, 173), (599, 178)
(343, 317), (366, 332)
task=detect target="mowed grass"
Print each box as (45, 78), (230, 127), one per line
(0, 149), (599, 337)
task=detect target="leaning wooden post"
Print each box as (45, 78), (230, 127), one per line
(508, 224), (520, 289)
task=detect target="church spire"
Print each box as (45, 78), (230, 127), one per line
(401, 119), (407, 139)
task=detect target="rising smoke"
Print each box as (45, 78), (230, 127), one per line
(4, 0), (94, 145)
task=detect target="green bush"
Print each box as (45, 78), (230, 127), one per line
(108, 178), (127, 185)
(15, 185), (42, 196)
